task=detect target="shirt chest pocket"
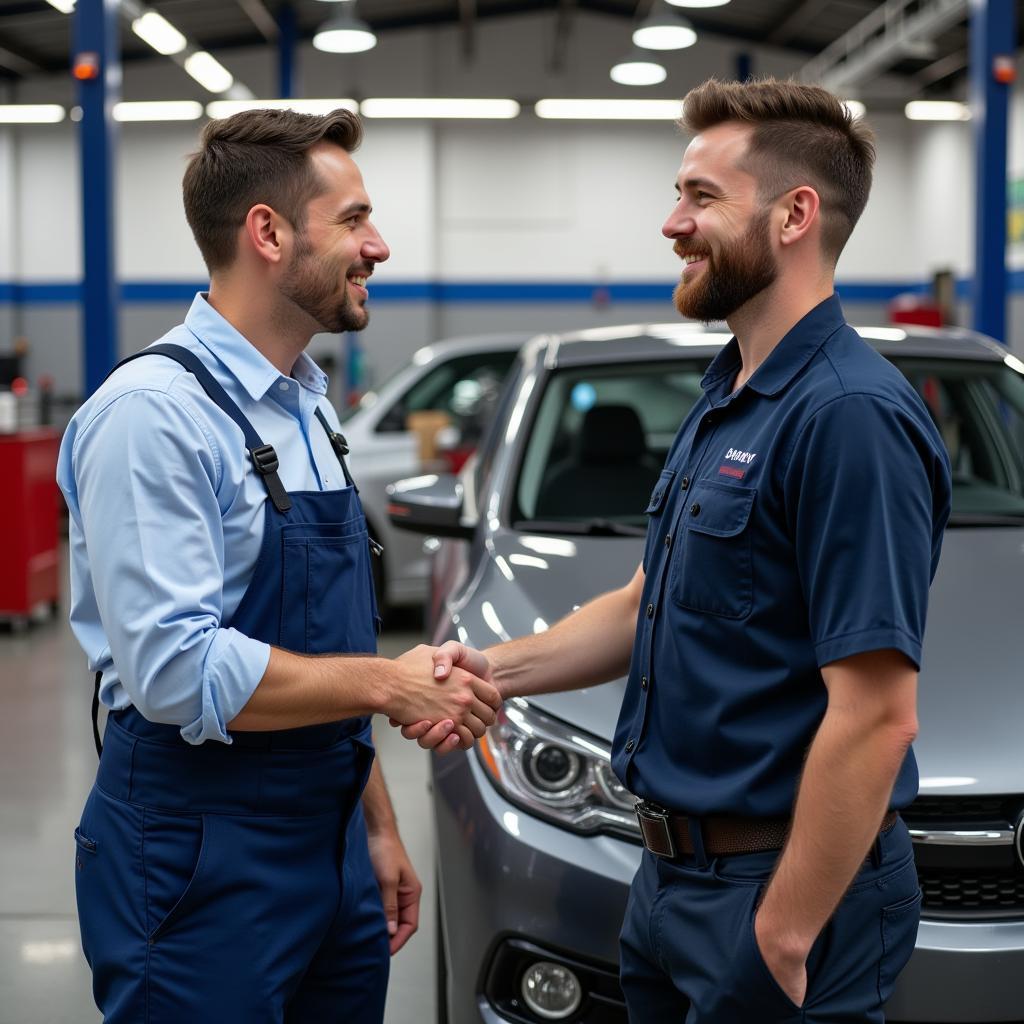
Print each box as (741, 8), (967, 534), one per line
(642, 469), (676, 570)
(669, 480), (756, 620)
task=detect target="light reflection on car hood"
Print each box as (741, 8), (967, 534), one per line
(471, 527), (1024, 797)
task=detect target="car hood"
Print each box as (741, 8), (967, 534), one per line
(476, 527), (1024, 797)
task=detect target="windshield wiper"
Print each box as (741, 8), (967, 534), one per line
(947, 512), (1024, 527)
(513, 518), (648, 537)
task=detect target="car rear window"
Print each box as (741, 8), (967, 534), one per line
(512, 355), (1024, 529)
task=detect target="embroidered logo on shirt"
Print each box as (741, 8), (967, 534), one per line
(724, 447), (757, 465)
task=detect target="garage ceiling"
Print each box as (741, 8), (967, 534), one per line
(0, 0), (1020, 91)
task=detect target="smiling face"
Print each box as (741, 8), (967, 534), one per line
(279, 144), (390, 334)
(662, 122), (779, 323)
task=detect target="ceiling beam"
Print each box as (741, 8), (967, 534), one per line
(800, 0), (968, 91)
(459, 0), (476, 61)
(767, 0), (831, 46)
(234, 0), (278, 43)
(913, 48), (968, 87)
(549, 0), (575, 74)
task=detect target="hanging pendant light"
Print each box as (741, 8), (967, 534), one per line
(313, 4), (377, 53)
(633, 7), (698, 50)
(610, 49), (667, 86)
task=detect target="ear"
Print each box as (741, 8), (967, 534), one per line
(778, 185), (820, 248)
(242, 204), (290, 266)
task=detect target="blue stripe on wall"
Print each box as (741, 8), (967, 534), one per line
(0, 275), (1021, 305)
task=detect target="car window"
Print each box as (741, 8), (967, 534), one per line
(891, 358), (1024, 516)
(375, 351), (519, 435)
(514, 361), (707, 527)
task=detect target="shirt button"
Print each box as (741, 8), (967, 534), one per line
(625, 738), (635, 753)
(690, 503), (701, 516)
(641, 675), (648, 690)
(646, 603), (654, 618)
(278, 381), (290, 391)
(664, 534), (672, 549)
(680, 476), (690, 491)
(704, 414), (714, 427)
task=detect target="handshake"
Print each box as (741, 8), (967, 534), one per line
(387, 641), (501, 753)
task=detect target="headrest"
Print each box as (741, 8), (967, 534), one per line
(577, 404), (647, 465)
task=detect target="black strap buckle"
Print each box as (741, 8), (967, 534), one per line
(328, 431), (350, 458)
(636, 800), (677, 858)
(251, 444), (280, 476)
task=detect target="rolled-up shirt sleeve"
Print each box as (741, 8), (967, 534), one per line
(67, 386), (270, 744)
(783, 391), (950, 671)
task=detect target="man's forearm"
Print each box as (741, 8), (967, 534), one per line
(487, 565), (644, 700)
(362, 757), (397, 834)
(757, 678), (917, 958)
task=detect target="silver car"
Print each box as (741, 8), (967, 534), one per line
(389, 322), (1024, 1024)
(338, 333), (525, 609)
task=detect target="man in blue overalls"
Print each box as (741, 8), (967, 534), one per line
(58, 108), (501, 1023)
(420, 78), (952, 1020)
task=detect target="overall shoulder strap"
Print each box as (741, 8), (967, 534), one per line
(313, 406), (356, 491)
(111, 342), (292, 513)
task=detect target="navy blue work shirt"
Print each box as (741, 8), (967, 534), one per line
(611, 295), (952, 818)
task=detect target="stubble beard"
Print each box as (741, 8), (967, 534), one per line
(673, 207), (778, 324)
(280, 231), (369, 335)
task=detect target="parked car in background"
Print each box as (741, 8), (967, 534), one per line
(389, 322), (1024, 1024)
(339, 333), (526, 610)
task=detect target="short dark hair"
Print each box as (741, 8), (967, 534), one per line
(680, 77), (875, 263)
(182, 107), (363, 272)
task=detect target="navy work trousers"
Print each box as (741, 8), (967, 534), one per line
(74, 709), (389, 1023)
(619, 820), (921, 1022)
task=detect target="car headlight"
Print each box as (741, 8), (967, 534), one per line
(477, 697), (641, 840)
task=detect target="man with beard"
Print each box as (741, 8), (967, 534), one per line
(413, 78), (952, 1020)
(57, 108), (501, 1024)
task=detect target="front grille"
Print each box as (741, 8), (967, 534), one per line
(908, 794), (1023, 822)
(917, 866), (1024, 918)
(905, 793), (1024, 920)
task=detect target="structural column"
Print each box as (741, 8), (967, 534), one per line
(970, 0), (1016, 343)
(74, 0), (120, 394)
(277, 3), (298, 100)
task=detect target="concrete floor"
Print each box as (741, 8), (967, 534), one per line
(0, 597), (435, 1024)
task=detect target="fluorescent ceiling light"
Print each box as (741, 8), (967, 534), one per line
(843, 100), (866, 119)
(665, 0), (730, 6)
(360, 98), (519, 119)
(313, 10), (376, 52)
(44, 0), (75, 12)
(207, 98), (358, 118)
(610, 55), (667, 87)
(905, 100), (970, 121)
(184, 51), (234, 94)
(113, 101), (203, 122)
(633, 10), (697, 50)
(131, 11), (186, 55)
(0, 104), (65, 123)
(535, 99), (681, 120)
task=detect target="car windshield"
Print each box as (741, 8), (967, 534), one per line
(513, 355), (1024, 530)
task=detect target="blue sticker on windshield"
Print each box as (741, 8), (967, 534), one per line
(571, 382), (597, 412)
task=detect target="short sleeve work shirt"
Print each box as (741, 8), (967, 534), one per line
(611, 295), (952, 818)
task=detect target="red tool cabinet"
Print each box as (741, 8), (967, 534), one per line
(0, 428), (60, 620)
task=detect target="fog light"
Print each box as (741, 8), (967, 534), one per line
(520, 961), (582, 1019)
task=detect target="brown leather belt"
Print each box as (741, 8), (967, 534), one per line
(635, 802), (899, 859)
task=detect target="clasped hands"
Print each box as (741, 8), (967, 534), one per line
(388, 641), (498, 752)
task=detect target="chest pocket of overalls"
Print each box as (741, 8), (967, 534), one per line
(642, 469), (676, 570)
(280, 515), (378, 655)
(670, 479), (756, 620)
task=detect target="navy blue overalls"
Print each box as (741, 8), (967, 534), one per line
(73, 345), (390, 1023)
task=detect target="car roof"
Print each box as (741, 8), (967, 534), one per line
(410, 331), (536, 365)
(522, 322), (1011, 368)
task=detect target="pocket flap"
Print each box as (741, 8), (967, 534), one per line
(645, 470), (677, 515)
(686, 481), (755, 538)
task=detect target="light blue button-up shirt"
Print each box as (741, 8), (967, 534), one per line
(58, 294), (348, 745)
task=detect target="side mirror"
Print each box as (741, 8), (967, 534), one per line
(386, 473), (476, 539)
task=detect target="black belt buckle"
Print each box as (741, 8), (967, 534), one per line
(636, 800), (676, 858)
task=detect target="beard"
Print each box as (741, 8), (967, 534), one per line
(280, 231), (369, 334)
(673, 207), (778, 323)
